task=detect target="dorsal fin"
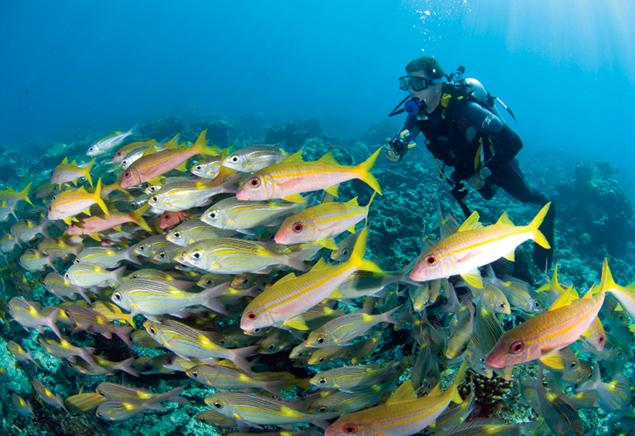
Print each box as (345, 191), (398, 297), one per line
(61, 157), (69, 165)
(346, 196), (359, 207)
(279, 150), (303, 164)
(275, 272), (297, 286)
(317, 151), (338, 166)
(457, 211), (482, 232)
(496, 212), (514, 226)
(548, 286), (580, 311)
(386, 380), (417, 405)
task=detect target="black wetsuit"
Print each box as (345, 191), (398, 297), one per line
(398, 94), (555, 267)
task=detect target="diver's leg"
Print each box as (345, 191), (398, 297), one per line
(490, 160), (555, 269)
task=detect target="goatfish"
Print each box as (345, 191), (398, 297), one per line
(222, 144), (287, 173)
(235, 148), (382, 203)
(112, 139), (158, 163)
(87, 127), (135, 156)
(325, 361), (467, 436)
(275, 194), (375, 247)
(240, 227), (381, 332)
(120, 130), (219, 188)
(485, 260), (610, 368)
(51, 157), (95, 187)
(66, 206), (151, 238)
(409, 203), (551, 288)
(48, 178), (109, 224)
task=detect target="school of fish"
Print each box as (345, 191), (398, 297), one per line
(1, 127), (634, 435)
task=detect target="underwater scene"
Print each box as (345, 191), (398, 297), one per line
(2, 1), (635, 435)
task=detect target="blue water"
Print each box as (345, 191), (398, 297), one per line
(2, 0), (635, 168)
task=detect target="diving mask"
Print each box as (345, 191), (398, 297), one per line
(398, 75), (437, 92)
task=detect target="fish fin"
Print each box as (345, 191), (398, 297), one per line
(599, 258), (619, 297)
(548, 287), (579, 311)
(193, 129), (219, 156)
(63, 217), (72, 225)
(231, 345), (258, 375)
(348, 226), (382, 273)
(281, 193), (305, 203)
(539, 352), (565, 370)
(324, 184), (339, 198)
(528, 202), (551, 249)
(130, 205), (152, 232)
(346, 196), (359, 206)
(283, 316), (309, 331)
(356, 147), (383, 194)
(176, 162), (188, 172)
(347, 226), (356, 234)
(316, 238), (338, 250)
(164, 133), (181, 149)
(457, 211), (482, 232)
(429, 383), (442, 396)
(502, 250), (515, 262)
(83, 159), (95, 188)
(275, 272), (297, 286)
(449, 360), (468, 404)
(278, 149), (303, 163)
(113, 225), (122, 232)
(387, 380), (417, 404)
(461, 269), (483, 289)
(88, 233), (102, 242)
(496, 211), (514, 226)
(317, 151), (338, 165)
(92, 179), (109, 216)
(19, 183), (33, 206)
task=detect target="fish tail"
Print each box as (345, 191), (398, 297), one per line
(449, 360), (468, 404)
(193, 129), (219, 156)
(149, 386), (186, 405)
(381, 304), (402, 325)
(83, 159), (95, 188)
(112, 324), (133, 347)
(600, 258), (618, 295)
(45, 307), (62, 339)
(129, 205), (152, 232)
(92, 179), (110, 216)
(19, 182), (33, 206)
(348, 226), (383, 273)
(356, 147), (383, 195)
(528, 202), (551, 249)
(114, 357), (138, 377)
(200, 287), (228, 315)
(231, 345), (258, 374)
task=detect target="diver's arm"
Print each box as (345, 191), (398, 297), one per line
(459, 102), (523, 170)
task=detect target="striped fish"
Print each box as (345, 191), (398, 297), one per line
(486, 260), (610, 369)
(143, 319), (256, 373)
(274, 194), (375, 246)
(325, 361), (467, 436)
(235, 148), (382, 203)
(240, 227), (381, 332)
(409, 203), (552, 288)
(165, 220), (233, 247)
(202, 197), (302, 232)
(222, 144), (287, 173)
(8, 297), (61, 338)
(176, 237), (308, 274)
(65, 392), (107, 412)
(111, 278), (226, 316)
(48, 178), (109, 224)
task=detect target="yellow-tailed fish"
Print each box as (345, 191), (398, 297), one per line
(112, 138), (158, 163)
(275, 194), (375, 246)
(0, 183), (33, 206)
(240, 226), (381, 331)
(325, 361), (467, 436)
(409, 203), (551, 288)
(48, 178), (109, 224)
(485, 260), (610, 368)
(51, 157), (94, 187)
(235, 148), (382, 203)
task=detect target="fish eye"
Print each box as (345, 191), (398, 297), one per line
(230, 156), (239, 162)
(138, 246), (145, 251)
(248, 177), (261, 188)
(124, 171), (131, 178)
(159, 252), (165, 259)
(213, 401), (223, 409)
(292, 222), (304, 233)
(195, 165), (202, 171)
(149, 326), (156, 335)
(570, 362), (577, 368)
(192, 252), (201, 260)
(267, 344), (275, 350)
(318, 378), (326, 384)
(208, 212), (216, 219)
(173, 232), (181, 239)
(316, 337), (325, 344)
(96, 411), (102, 418)
(63, 310), (71, 317)
(191, 371), (198, 378)
(253, 328), (261, 334)
(246, 311), (257, 320)
(509, 340), (524, 354)
(598, 336), (605, 344)
(64, 273), (70, 279)
(319, 357), (325, 363)
(113, 293), (122, 301)
(74, 259), (80, 264)
(318, 406), (327, 413)
(151, 196), (158, 203)
(343, 424), (357, 433)
(424, 255), (437, 265)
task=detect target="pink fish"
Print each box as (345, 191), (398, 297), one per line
(159, 211), (191, 230)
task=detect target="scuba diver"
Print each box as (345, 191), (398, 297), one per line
(386, 56), (555, 268)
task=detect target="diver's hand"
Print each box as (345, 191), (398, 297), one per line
(385, 136), (406, 162)
(468, 166), (491, 189)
